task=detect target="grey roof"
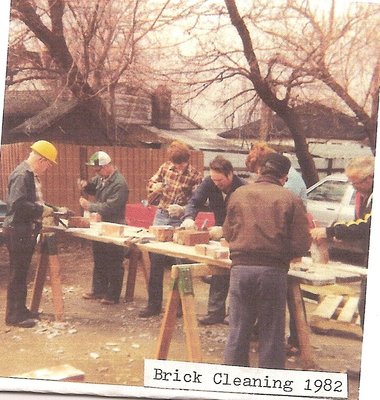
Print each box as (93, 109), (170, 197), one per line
(142, 126), (244, 152)
(9, 98), (79, 136)
(218, 102), (367, 141)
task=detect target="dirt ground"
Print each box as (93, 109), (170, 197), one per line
(0, 235), (363, 399)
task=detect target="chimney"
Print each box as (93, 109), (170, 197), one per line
(152, 85), (171, 129)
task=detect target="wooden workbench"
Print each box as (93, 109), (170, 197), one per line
(30, 222), (366, 370)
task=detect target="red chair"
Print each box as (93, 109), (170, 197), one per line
(125, 204), (215, 229)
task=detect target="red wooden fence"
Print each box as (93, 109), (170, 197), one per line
(0, 142), (204, 215)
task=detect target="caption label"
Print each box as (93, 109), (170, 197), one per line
(144, 359), (348, 398)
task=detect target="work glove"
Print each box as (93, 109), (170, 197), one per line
(42, 204), (54, 218)
(151, 182), (164, 192)
(208, 226), (223, 241)
(168, 204), (185, 218)
(180, 218), (197, 230)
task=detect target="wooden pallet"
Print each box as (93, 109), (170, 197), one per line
(301, 283), (359, 303)
(310, 294), (362, 339)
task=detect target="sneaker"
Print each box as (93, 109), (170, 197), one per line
(139, 307), (161, 318)
(82, 292), (104, 300)
(198, 314), (225, 325)
(6, 318), (36, 328)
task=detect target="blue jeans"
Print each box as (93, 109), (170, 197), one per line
(146, 208), (183, 310)
(224, 264), (287, 369)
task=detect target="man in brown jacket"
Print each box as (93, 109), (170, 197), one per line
(223, 153), (311, 369)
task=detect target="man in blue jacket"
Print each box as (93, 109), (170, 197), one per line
(181, 156), (246, 325)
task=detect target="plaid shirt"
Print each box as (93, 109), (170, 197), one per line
(148, 161), (202, 210)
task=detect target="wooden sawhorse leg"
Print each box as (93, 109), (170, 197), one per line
(287, 276), (317, 369)
(124, 246), (149, 303)
(29, 233), (64, 321)
(155, 263), (229, 362)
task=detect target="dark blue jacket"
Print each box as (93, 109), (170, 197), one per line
(183, 174), (246, 226)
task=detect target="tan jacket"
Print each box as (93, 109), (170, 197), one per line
(223, 175), (311, 269)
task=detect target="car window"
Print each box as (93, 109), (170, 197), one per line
(307, 180), (349, 203)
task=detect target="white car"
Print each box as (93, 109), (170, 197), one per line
(306, 173), (356, 227)
(306, 174), (366, 255)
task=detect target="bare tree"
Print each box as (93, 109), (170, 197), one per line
(246, 0), (380, 150)
(9, 0), (206, 143)
(152, 0), (378, 184)
(11, 0), (117, 143)
(223, 0), (320, 184)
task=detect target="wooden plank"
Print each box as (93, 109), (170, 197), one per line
(301, 283), (359, 302)
(310, 316), (363, 339)
(289, 269), (336, 286)
(309, 260), (367, 277)
(337, 297), (359, 323)
(313, 295), (344, 319)
(310, 293), (362, 338)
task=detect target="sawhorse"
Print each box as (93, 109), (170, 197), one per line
(30, 232), (64, 321)
(155, 263), (229, 362)
(124, 244), (150, 303)
(155, 263), (317, 369)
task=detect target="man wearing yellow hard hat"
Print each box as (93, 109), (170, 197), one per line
(3, 140), (57, 328)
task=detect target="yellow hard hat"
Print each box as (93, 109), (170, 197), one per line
(30, 140), (58, 164)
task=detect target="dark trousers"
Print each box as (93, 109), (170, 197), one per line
(147, 252), (179, 310)
(207, 274), (230, 318)
(91, 241), (125, 302)
(4, 226), (38, 324)
(224, 264), (287, 369)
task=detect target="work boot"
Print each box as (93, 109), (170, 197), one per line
(139, 306), (161, 318)
(6, 318), (36, 328)
(198, 314), (225, 325)
(22, 309), (41, 320)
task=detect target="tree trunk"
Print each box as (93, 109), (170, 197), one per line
(12, 0), (114, 144)
(224, 0), (319, 186)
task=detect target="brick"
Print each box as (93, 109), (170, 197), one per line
(15, 364), (85, 382)
(150, 225), (175, 242)
(177, 230), (209, 246)
(99, 222), (125, 237)
(194, 244), (208, 255)
(67, 216), (90, 228)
